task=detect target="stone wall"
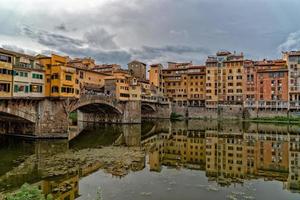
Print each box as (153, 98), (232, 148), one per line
(35, 99), (69, 138)
(122, 100), (141, 123)
(188, 107), (218, 119)
(173, 105), (243, 119)
(247, 108), (289, 118)
(142, 103), (172, 119)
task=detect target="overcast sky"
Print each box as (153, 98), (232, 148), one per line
(1, 0), (300, 66)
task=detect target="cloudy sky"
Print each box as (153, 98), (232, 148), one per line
(0, 0), (300, 66)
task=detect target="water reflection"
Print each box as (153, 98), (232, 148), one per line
(0, 120), (299, 199)
(35, 174), (79, 200)
(142, 120), (300, 193)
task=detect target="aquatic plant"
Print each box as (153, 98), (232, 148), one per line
(6, 183), (52, 200)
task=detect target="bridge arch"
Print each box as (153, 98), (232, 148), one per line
(71, 95), (123, 115)
(0, 108), (36, 123)
(141, 103), (156, 113)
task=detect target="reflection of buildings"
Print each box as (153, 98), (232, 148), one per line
(145, 126), (206, 172)
(35, 174), (79, 200)
(143, 121), (300, 191)
(287, 134), (300, 192)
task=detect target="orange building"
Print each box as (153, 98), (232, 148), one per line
(37, 54), (79, 98)
(243, 60), (257, 106)
(255, 60), (289, 107)
(149, 63), (165, 96)
(92, 64), (121, 74)
(162, 62), (191, 106)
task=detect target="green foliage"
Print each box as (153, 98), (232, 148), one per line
(69, 111), (78, 125)
(170, 112), (183, 120)
(250, 116), (300, 124)
(6, 183), (52, 200)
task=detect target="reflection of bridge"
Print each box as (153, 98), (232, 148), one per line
(0, 94), (171, 138)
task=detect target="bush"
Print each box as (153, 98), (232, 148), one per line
(170, 112), (183, 120)
(6, 183), (52, 200)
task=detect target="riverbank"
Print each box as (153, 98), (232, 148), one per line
(244, 116), (300, 124)
(171, 112), (300, 125)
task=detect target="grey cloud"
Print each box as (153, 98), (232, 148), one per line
(278, 30), (300, 52)
(84, 27), (119, 50)
(18, 25), (211, 65)
(20, 25), (131, 65)
(55, 24), (67, 31)
(1, 44), (37, 55)
(20, 25), (83, 48)
(130, 45), (210, 61)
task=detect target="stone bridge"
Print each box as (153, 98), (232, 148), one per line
(0, 95), (171, 139)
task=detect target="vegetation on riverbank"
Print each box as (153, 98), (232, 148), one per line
(170, 112), (184, 120)
(246, 116), (300, 124)
(69, 112), (77, 124)
(5, 183), (52, 200)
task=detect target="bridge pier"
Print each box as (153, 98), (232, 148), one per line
(122, 100), (141, 123)
(35, 99), (69, 138)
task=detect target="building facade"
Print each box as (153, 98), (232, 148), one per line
(187, 66), (206, 106)
(205, 51), (244, 106)
(149, 63), (165, 97)
(13, 53), (45, 98)
(162, 62), (192, 106)
(255, 60), (289, 108)
(128, 60), (147, 81)
(283, 51), (300, 107)
(0, 49), (13, 98)
(38, 54), (79, 98)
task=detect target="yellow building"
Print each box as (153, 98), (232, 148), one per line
(187, 66), (206, 106)
(205, 51), (244, 106)
(149, 64), (165, 96)
(0, 48), (13, 98)
(68, 57), (95, 70)
(68, 58), (110, 94)
(162, 62), (192, 106)
(37, 54), (79, 98)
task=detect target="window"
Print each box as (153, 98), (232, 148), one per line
(0, 83), (10, 92)
(0, 68), (13, 75)
(0, 55), (12, 63)
(51, 86), (59, 93)
(30, 85), (43, 93)
(65, 75), (72, 81)
(61, 87), (74, 93)
(32, 73), (43, 79)
(51, 73), (59, 79)
(80, 71), (84, 79)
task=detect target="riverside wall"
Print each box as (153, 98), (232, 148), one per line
(171, 105), (300, 119)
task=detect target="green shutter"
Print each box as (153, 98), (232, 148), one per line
(14, 85), (18, 92)
(25, 85), (29, 93)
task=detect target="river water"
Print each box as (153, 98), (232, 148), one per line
(0, 120), (300, 200)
